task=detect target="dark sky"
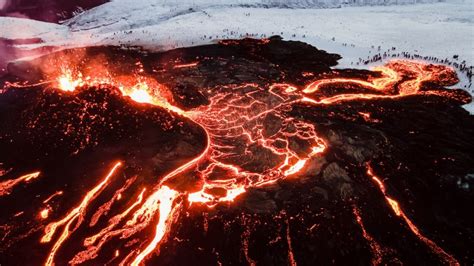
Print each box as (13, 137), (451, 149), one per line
(0, 0), (109, 22)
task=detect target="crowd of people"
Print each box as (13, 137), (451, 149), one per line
(111, 26), (473, 91)
(351, 46), (473, 90)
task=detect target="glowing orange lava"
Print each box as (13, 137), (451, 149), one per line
(22, 59), (459, 265)
(0, 171), (40, 197)
(129, 186), (180, 266)
(285, 219), (297, 266)
(55, 71), (185, 115)
(302, 60), (457, 104)
(40, 208), (50, 219)
(352, 205), (383, 265)
(129, 88), (153, 103)
(173, 62), (199, 69)
(41, 162), (122, 266)
(366, 165), (459, 265)
(42, 191), (64, 204)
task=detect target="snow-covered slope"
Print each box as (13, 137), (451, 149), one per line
(88, 0), (451, 9)
(0, 17), (67, 40)
(1, 0), (473, 112)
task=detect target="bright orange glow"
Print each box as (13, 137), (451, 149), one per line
(129, 89), (153, 103)
(284, 159), (307, 176)
(352, 206), (383, 265)
(43, 191), (63, 204)
(386, 197), (401, 216)
(58, 76), (79, 91)
(40, 208), (50, 219)
(55, 70), (185, 115)
(188, 186), (246, 206)
(57, 69), (88, 92)
(366, 164), (459, 265)
(29, 58), (460, 265)
(0, 171), (40, 197)
(41, 162), (122, 266)
(302, 60), (457, 104)
(173, 62), (199, 69)
(69, 188), (146, 265)
(285, 219), (297, 266)
(303, 65), (398, 94)
(129, 186), (179, 266)
(85, 188), (145, 247)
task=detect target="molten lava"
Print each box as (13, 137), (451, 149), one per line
(302, 60), (457, 104)
(366, 165), (459, 265)
(0, 171), (40, 197)
(1, 52), (464, 265)
(41, 162), (122, 266)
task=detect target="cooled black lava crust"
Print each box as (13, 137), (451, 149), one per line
(0, 37), (473, 265)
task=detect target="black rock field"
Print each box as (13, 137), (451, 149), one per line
(0, 37), (473, 265)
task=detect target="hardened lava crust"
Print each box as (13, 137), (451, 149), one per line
(0, 37), (473, 265)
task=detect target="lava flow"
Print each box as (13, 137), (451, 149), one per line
(41, 61), (328, 265)
(32, 58), (457, 265)
(366, 165), (459, 265)
(0, 171), (40, 197)
(0, 39), (471, 265)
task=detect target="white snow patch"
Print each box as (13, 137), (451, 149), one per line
(0, 17), (68, 40)
(1, 1), (473, 111)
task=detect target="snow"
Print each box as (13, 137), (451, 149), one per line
(1, 0), (473, 112)
(0, 17), (67, 40)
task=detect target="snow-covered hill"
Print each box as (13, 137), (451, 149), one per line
(95, 0), (449, 9)
(1, 0), (473, 112)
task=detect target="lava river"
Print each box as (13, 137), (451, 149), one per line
(0, 38), (473, 265)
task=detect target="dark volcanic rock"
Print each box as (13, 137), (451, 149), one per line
(0, 37), (473, 265)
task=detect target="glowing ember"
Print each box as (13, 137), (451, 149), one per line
(43, 191), (64, 204)
(352, 206), (383, 265)
(173, 62), (199, 69)
(40, 208), (50, 219)
(57, 70), (84, 92)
